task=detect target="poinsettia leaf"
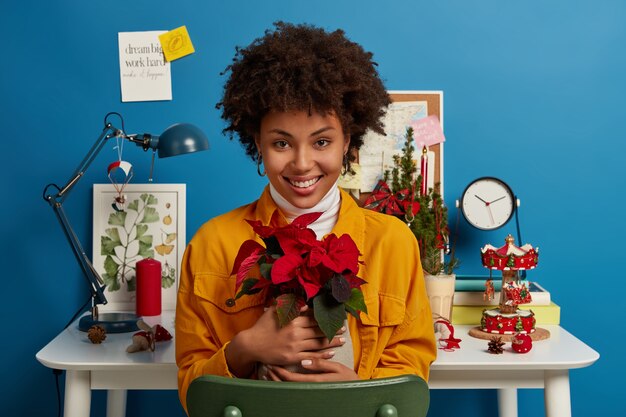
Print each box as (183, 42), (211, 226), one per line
(322, 234), (361, 274)
(259, 262), (272, 280)
(275, 293), (305, 327)
(277, 227), (319, 255)
(235, 247), (265, 289)
(344, 273), (367, 289)
(262, 235), (283, 256)
(271, 254), (302, 284)
(330, 274), (351, 303)
(313, 291), (347, 341)
(344, 288), (368, 318)
(231, 240), (265, 275)
(291, 212), (323, 228)
(245, 219), (275, 239)
(235, 278), (262, 300)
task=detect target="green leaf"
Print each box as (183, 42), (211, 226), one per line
(105, 227), (122, 242)
(162, 268), (175, 289)
(103, 255), (120, 278)
(275, 293), (305, 327)
(144, 193), (158, 205)
(313, 292), (347, 341)
(330, 274), (351, 303)
(103, 272), (120, 292)
(259, 263), (272, 280)
(344, 288), (368, 318)
(127, 199), (139, 212)
(100, 236), (118, 255)
(137, 234), (153, 246)
(162, 274), (175, 289)
(135, 224), (148, 239)
(108, 211), (127, 226)
(140, 206), (159, 223)
(138, 242), (154, 259)
(126, 275), (136, 292)
(235, 278), (262, 300)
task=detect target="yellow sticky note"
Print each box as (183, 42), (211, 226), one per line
(159, 26), (195, 62)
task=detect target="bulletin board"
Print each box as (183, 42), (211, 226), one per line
(355, 90), (444, 204)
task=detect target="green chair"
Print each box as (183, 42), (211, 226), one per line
(187, 374), (429, 417)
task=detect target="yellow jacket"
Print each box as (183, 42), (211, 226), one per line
(176, 187), (437, 411)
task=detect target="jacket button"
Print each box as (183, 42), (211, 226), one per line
(225, 298), (236, 307)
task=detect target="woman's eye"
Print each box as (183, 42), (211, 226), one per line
(274, 140), (289, 149)
(316, 139), (330, 147)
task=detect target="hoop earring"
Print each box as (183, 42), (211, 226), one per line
(256, 154), (266, 177)
(341, 153), (349, 176)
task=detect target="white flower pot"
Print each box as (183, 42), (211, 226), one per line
(424, 273), (456, 322)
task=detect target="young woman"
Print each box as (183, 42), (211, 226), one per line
(175, 22), (436, 412)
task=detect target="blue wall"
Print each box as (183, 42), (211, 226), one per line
(2, 0), (623, 415)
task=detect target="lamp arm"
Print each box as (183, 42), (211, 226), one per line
(54, 123), (123, 204)
(51, 201), (108, 306)
(42, 122), (125, 309)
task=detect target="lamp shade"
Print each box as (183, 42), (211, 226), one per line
(156, 123), (209, 158)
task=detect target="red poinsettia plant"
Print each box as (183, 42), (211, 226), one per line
(232, 211), (368, 341)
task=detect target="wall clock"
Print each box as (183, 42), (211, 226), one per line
(458, 177), (518, 230)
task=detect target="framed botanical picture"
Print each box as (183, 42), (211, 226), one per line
(92, 183), (186, 312)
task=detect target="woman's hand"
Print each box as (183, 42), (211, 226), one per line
(225, 305), (345, 377)
(264, 359), (360, 382)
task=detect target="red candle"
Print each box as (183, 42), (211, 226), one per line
(420, 145), (428, 196)
(136, 258), (162, 316)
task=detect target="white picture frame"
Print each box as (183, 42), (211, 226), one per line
(92, 183), (186, 312)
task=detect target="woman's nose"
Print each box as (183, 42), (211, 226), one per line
(292, 147), (314, 172)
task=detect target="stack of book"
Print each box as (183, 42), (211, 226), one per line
(451, 276), (560, 325)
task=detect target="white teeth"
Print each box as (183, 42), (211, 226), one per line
(290, 178), (319, 188)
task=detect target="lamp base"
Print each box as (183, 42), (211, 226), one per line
(78, 312), (140, 333)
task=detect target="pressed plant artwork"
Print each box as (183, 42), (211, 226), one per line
(93, 184), (186, 311)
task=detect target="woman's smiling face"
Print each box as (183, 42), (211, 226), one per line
(256, 110), (349, 209)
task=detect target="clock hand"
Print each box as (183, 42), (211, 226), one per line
(487, 205), (495, 225)
(488, 196), (506, 205)
(474, 194), (489, 204)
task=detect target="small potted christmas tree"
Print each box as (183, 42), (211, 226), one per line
(383, 127), (459, 320)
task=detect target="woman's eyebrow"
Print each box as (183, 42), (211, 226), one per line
(267, 126), (335, 137)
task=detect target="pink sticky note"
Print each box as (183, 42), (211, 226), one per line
(410, 115), (445, 147)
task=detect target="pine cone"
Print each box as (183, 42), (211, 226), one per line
(487, 336), (505, 354)
(87, 325), (107, 344)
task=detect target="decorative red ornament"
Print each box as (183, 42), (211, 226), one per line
(481, 235), (539, 271)
(512, 333), (533, 353)
(363, 180), (420, 217)
(434, 319), (461, 351)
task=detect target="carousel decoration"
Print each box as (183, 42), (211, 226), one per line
(469, 234), (549, 342)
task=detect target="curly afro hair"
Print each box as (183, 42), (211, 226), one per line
(217, 21), (391, 162)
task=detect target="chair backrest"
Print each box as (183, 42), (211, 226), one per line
(187, 374), (429, 417)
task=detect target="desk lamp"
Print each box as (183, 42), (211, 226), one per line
(43, 113), (208, 332)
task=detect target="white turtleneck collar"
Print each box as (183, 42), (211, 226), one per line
(269, 182), (341, 239)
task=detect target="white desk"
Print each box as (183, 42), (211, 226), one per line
(37, 311), (599, 417)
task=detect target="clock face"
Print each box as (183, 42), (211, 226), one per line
(461, 177), (515, 230)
